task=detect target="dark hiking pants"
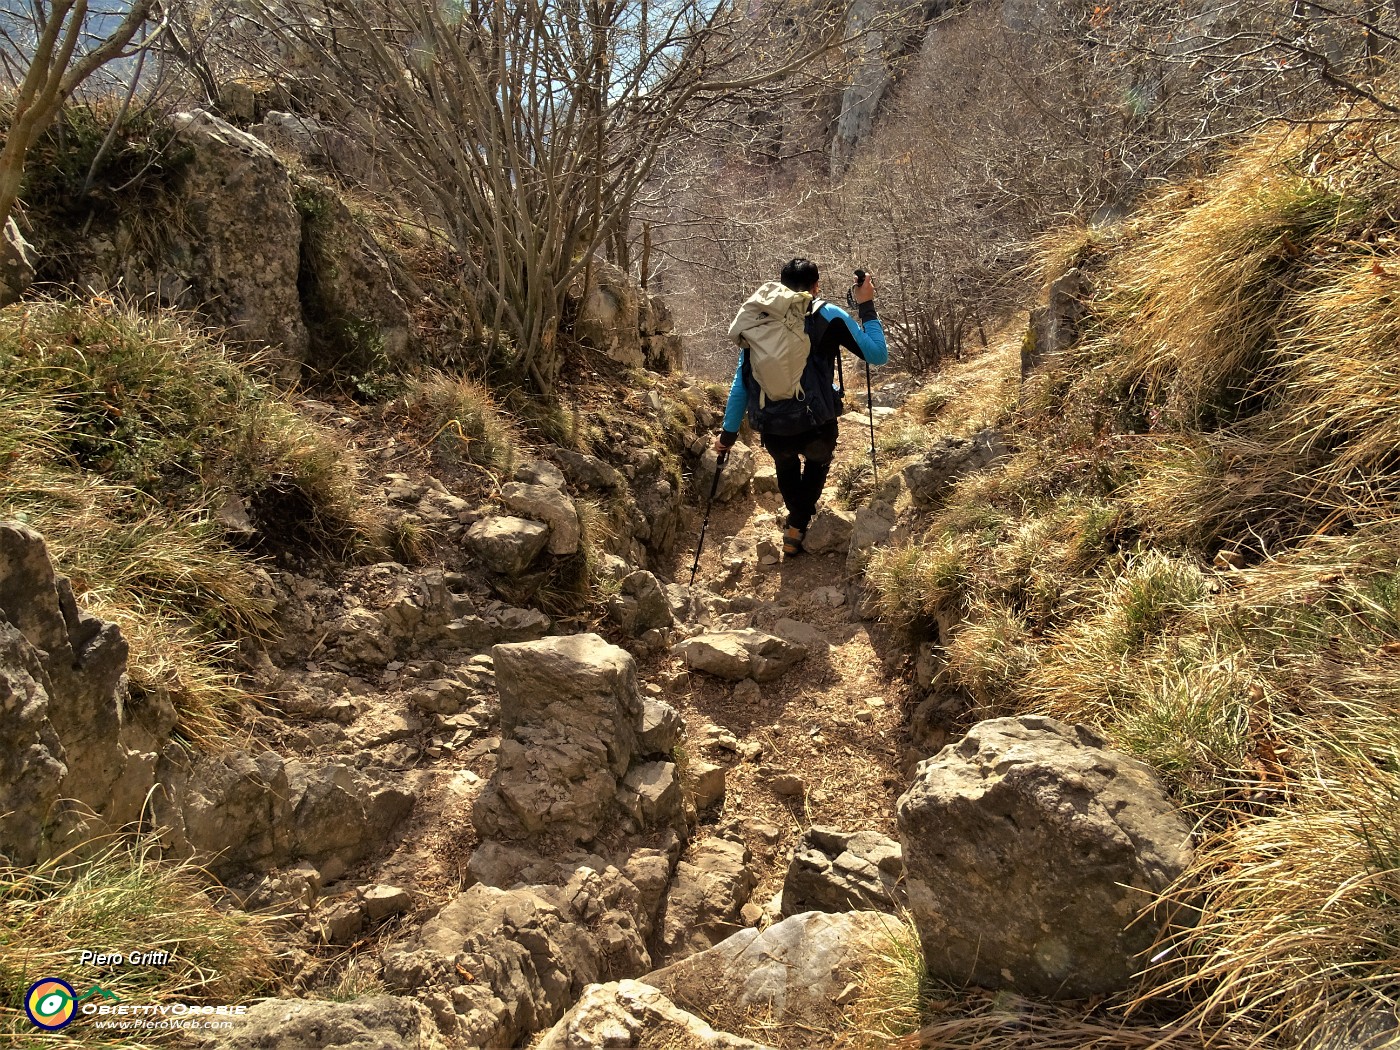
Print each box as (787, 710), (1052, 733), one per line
(762, 421), (839, 533)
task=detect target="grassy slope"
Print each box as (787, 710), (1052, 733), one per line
(871, 106), (1400, 1044)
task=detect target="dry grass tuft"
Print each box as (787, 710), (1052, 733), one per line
(869, 98), (1400, 1044)
(0, 836), (275, 1045)
(0, 297), (382, 745)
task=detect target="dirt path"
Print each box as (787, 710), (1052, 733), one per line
(648, 395), (916, 911)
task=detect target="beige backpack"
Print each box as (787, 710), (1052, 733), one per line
(727, 282), (813, 406)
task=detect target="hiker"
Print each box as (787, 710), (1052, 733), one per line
(713, 258), (887, 557)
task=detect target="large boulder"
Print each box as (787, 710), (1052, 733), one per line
(674, 629), (806, 682)
(0, 522), (159, 863)
(781, 826), (905, 916)
(648, 910), (904, 1031)
(164, 110), (309, 367)
(187, 995), (448, 1050)
(473, 634), (642, 843)
(536, 980), (775, 1050)
(897, 715), (1194, 999)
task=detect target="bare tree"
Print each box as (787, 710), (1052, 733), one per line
(249, 0), (882, 395)
(0, 0), (156, 233)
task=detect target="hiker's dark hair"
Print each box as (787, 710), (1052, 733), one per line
(780, 258), (820, 292)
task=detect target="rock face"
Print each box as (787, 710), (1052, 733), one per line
(0, 522), (158, 863)
(536, 980), (776, 1050)
(166, 110), (309, 366)
(1025, 266), (1088, 376)
(473, 634), (646, 842)
(0, 217), (34, 306)
(649, 910), (904, 1030)
(781, 826), (905, 916)
(897, 715), (1194, 999)
(674, 629), (806, 683)
(902, 429), (1007, 506)
(188, 995), (448, 1050)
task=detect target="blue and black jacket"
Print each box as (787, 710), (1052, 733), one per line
(719, 297), (888, 443)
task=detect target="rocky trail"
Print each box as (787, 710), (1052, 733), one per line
(1, 312), (1199, 1048)
(130, 362), (927, 1048)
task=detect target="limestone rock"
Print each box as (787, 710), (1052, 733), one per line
(802, 506), (856, 554)
(187, 995), (448, 1049)
(641, 333), (684, 373)
(295, 174), (414, 374)
(573, 260), (643, 368)
(655, 837), (756, 963)
(182, 753), (414, 879)
(166, 111), (309, 367)
(635, 477), (681, 553)
(466, 515), (551, 576)
(687, 760), (727, 811)
(473, 635), (642, 843)
(637, 698), (683, 756)
(674, 629), (805, 683)
(847, 500), (897, 571)
(1025, 266), (1088, 376)
(555, 449), (623, 491)
(639, 294), (676, 335)
(619, 761), (684, 830)
(753, 461), (779, 495)
(649, 910), (903, 1030)
(606, 570), (673, 635)
(516, 459), (568, 489)
(0, 522), (154, 862)
(699, 443), (757, 504)
(781, 826), (905, 916)
(182, 751), (293, 876)
(536, 980), (776, 1050)
(902, 429), (1007, 507)
(360, 884), (413, 921)
(501, 482), (580, 556)
(381, 884), (608, 1048)
(0, 217), (34, 307)
(772, 618), (829, 653)
(897, 715), (1194, 999)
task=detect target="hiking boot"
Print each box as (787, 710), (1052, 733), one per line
(782, 526), (806, 557)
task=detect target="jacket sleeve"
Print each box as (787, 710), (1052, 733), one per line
(821, 301), (888, 365)
(719, 351), (748, 440)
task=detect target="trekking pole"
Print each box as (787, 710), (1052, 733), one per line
(849, 269), (878, 487)
(689, 448), (728, 587)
